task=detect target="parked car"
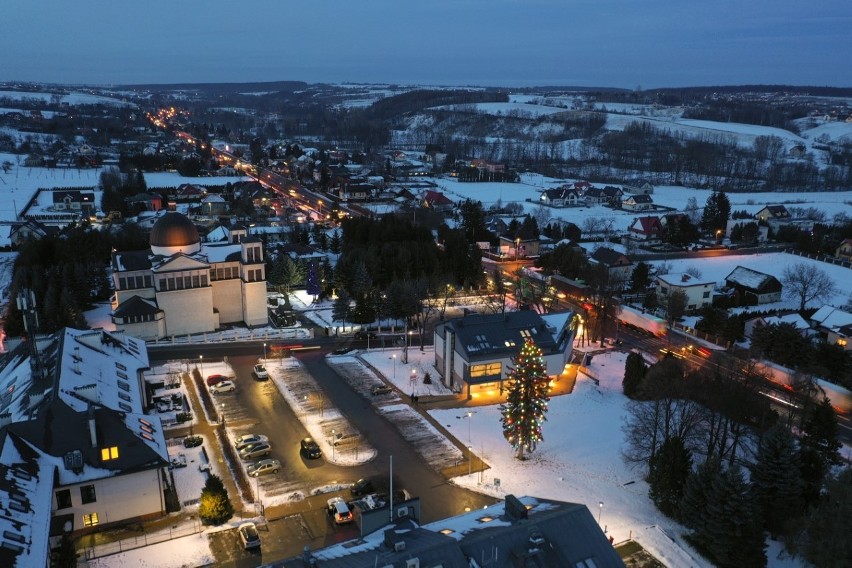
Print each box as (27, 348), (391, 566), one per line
(210, 380), (236, 394)
(235, 434), (269, 451)
(354, 330), (377, 340)
(239, 442), (271, 460)
(206, 374), (228, 387)
(183, 435), (203, 448)
(300, 437), (322, 459)
(370, 384), (392, 396)
(350, 478), (375, 496)
(247, 458), (281, 477)
(238, 522), (261, 549)
(156, 399), (172, 413)
(327, 497), (353, 525)
(253, 364), (269, 380)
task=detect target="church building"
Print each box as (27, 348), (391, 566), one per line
(110, 212), (267, 339)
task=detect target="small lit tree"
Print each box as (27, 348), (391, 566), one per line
(198, 474), (234, 526)
(500, 339), (550, 460)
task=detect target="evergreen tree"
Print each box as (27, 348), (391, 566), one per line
(749, 424), (804, 536)
(198, 474), (234, 525)
(329, 230), (342, 255)
(648, 436), (692, 517)
(630, 262), (650, 292)
(306, 262), (320, 297)
(800, 467), (852, 568)
(800, 398), (842, 503)
(622, 351), (647, 398)
(701, 466), (766, 568)
(331, 290), (352, 333)
(680, 460), (722, 532)
(500, 339), (550, 460)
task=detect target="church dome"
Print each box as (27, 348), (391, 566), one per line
(150, 212), (201, 256)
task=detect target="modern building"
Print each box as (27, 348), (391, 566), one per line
(0, 328), (170, 565)
(111, 212), (268, 339)
(285, 495), (624, 568)
(434, 311), (575, 399)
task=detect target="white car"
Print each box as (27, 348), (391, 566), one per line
(210, 380), (236, 394)
(235, 434), (269, 451)
(238, 522), (261, 549)
(327, 496), (353, 525)
(253, 364), (269, 379)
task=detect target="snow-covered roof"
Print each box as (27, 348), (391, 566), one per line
(56, 328), (149, 415)
(763, 313), (810, 331)
(0, 435), (53, 568)
(810, 305), (852, 331)
(656, 272), (714, 287)
(724, 265), (779, 291)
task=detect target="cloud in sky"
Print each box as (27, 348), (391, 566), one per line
(3, 0), (850, 88)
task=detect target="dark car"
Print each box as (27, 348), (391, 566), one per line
(300, 437), (322, 459)
(350, 477), (375, 496)
(354, 330), (377, 340)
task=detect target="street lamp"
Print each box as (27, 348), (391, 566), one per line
(331, 429), (336, 460)
(220, 403), (225, 426)
(515, 237), (521, 261)
(466, 411), (473, 445)
(598, 501), (604, 525)
(392, 354), (396, 380)
(263, 342), (267, 361)
(468, 445), (473, 477)
(199, 355), (203, 376)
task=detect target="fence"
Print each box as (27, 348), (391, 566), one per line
(83, 521), (202, 560)
(145, 327), (312, 347)
(785, 248), (852, 269)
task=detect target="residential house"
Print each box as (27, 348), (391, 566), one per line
(590, 247), (633, 287)
(421, 190), (454, 213)
(283, 495), (623, 568)
(754, 204), (791, 223)
(584, 186), (624, 207)
(583, 187), (606, 206)
(7, 219), (56, 249)
(627, 216), (664, 243)
(621, 193), (654, 211)
(499, 235), (540, 259)
(656, 272), (715, 311)
(835, 238), (852, 262)
(744, 313), (812, 339)
(0, 327), (169, 565)
(724, 266), (783, 305)
(52, 190), (97, 217)
(484, 215), (509, 238)
(127, 193), (164, 213)
(434, 310), (575, 399)
(810, 306), (852, 350)
(623, 179), (655, 195)
(200, 194), (228, 216)
(539, 185), (582, 207)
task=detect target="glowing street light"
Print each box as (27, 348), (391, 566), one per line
(598, 501), (604, 525)
(392, 354), (397, 380)
(263, 342), (267, 361)
(331, 429), (336, 460)
(199, 355), (203, 376)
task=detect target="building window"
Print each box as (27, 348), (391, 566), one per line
(703, 291), (710, 298)
(159, 278), (166, 290)
(80, 485), (97, 504)
(118, 277), (127, 290)
(470, 362), (501, 378)
(83, 513), (99, 527)
(167, 277), (175, 290)
(101, 446), (119, 461)
(55, 489), (72, 510)
(144, 275), (152, 287)
(201, 275), (207, 286)
(192, 275), (200, 288)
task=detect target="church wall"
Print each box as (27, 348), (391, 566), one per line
(116, 318), (164, 341)
(114, 288), (156, 308)
(211, 279), (244, 324)
(242, 281), (268, 327)
(157, 287), (215, 336)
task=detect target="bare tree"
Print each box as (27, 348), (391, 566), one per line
(782, 263), (837, 312)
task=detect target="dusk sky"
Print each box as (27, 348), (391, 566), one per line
(3, 1), (850, 89)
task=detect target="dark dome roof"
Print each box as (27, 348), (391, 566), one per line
(150, 212), (200, 249)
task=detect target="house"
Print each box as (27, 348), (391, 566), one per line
(583, 187), (606, 206)
(590, 247), (633, 287)
(127, 193), (164, 213)
(627, 216), (664, 243)
(835, 238), (852, 262)
(656, 272), (715, 311)
(724, 266), (783, 305)
(7, 219), (57, 249)
(621, 193), (654, 211)
(498, 235), (540, 259)
(584, 186), (624, 207)
(754, 204), (791, 223)
(623, 179), (654, 195)
(110, 212), (267, 339)
(539, 185), (581, 207)
(810, 306), (852, 350)
(52, 190), (97, 216)
(0, 327), (169, 565)
(421, 190), (454, 213)
(434, 310), (575, 399)
(744, 313), (811, 339)
(284, 495), (623, 568)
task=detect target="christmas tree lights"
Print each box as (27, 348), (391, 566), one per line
(500, 338), (550, 460)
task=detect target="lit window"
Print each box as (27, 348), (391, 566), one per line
(83, 513), (99, 527)
(101, 447), (119, 461)
(470, 363), (501, 378)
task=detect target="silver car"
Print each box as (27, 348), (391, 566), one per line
(235, 434), (269, 451)
(247, 458), (281, 477)
(239, 442), (271, 460)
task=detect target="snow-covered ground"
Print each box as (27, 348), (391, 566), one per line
(429, 351), (805, 568)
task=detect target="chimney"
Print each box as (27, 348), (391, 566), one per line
(681, 274), (689, 282)
(87, 405), (98, 448)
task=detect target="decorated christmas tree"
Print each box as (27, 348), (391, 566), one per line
(500, 338), (550, 460)
(306, 262), (320, 298)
